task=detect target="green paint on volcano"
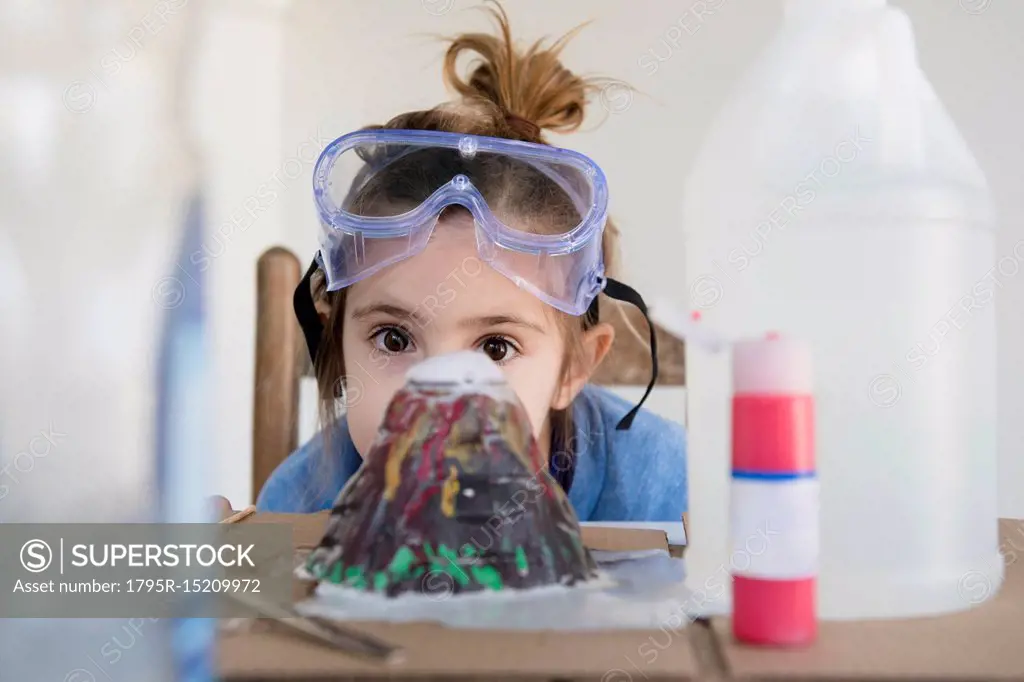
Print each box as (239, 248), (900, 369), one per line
(515, 546), (529, 576)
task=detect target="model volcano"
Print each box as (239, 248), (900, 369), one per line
(304, 351), (598, 597)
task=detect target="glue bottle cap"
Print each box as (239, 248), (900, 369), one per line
(733, 335), (812, 394)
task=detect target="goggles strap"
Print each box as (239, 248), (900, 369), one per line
(293, 260), (660, 431)
(602, 278), (660, 431)
(295, 258), (323, 366)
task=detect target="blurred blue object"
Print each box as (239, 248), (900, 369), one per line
(156, 192), (215, 682)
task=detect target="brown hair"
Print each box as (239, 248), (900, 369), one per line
(310, 1), (627, 479)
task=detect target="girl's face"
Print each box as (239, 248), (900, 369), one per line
(340, 212), (612, 459)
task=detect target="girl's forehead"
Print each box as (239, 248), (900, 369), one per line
(347, 226), (556, 326)
(384, 224), (483, 286)
(348, 215), (565, 327)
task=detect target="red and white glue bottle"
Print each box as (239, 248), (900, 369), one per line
(730, 332), (817, 646)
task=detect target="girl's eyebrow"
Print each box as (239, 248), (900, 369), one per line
(351, 303), (546, 333)
(459, 314), (546, 334)
(350, 303), (416, 321)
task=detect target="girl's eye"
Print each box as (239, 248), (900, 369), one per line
(371, 327), (412, 354)
(479, 336), (518, 364)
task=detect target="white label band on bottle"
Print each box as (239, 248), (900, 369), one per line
(729, 476), (819, 580)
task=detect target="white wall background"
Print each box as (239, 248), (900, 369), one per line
(196, 0), (1024, 517)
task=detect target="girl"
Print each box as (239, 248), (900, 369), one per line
(257, 4), (687, 522)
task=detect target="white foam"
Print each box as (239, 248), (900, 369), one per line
(405, 351), (506, 387)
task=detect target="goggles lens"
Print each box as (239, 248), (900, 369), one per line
(325, 139), (596, 227)
(314, 132), (608, 315)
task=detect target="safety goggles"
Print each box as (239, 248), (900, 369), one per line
(294, 128), (658, 429)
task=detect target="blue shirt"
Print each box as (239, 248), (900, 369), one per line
(256, 384), (687, 521)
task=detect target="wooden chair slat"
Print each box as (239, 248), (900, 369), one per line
(252, 247), (304, 499)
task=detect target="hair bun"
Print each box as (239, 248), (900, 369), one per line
(441, 2), (599, 138)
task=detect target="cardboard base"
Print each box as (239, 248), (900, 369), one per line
(220, 512), (700, 680)
(221, 513), (1024, 681)
(242, 511), (671, 554)
(220, 623), (700, 681)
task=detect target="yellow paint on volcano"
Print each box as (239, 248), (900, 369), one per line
(383, 414), (422, 501)
(440, 465), (460, 517)
(441, 420), (479, 467)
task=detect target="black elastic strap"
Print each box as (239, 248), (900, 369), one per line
(295, 258), (323, 366)
(602, 277), (659, 431)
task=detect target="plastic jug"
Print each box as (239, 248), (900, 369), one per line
(682, 0), (999, 619)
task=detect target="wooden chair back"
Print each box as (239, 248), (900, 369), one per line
(251, 246), (685, 501)
(252, 247), (307, 500)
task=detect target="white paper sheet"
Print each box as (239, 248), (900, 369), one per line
(295, 550), (698, 631)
